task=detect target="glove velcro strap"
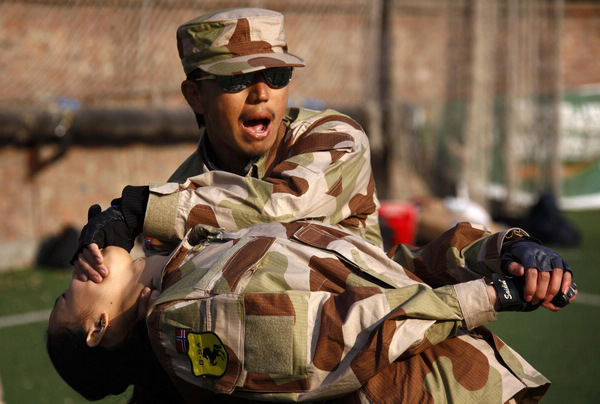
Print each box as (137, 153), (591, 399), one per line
(492, 273), (539, 312)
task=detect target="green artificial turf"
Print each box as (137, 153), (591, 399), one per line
(0, 210), (598, 403)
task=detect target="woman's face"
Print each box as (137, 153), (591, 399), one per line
(49, 247), (152, 346)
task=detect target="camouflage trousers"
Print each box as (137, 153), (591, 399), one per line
(333, 327), (549, 404)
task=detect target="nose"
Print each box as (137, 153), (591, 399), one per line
(247, 74), (270, 103)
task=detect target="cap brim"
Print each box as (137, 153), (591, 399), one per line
(201, 53), (305, 76)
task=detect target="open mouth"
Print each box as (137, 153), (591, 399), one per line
(243, 118), (271, 136)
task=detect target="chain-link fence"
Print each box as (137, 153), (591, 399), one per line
(0, 0), (574, 210)
(1, 0), (382, 108)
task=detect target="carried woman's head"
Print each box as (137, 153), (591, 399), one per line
(49, 246), (151, 348)
(46, 246), (170, 401)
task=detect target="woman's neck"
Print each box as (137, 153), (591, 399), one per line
(138, 254), (169, 288)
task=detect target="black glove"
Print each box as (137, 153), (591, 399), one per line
(500, 240), (572, 275)
(117, 185), (149, 237)
(70, 186), (149, 264)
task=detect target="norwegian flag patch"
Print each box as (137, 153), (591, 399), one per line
(176, 329), (190, 353)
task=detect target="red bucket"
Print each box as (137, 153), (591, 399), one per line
(378, 201), (418, 246)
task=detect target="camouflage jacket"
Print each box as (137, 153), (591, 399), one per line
(143, 108), (382, 253)
(146, 221), (549, 403)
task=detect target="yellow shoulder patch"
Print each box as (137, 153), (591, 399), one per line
(186, 331), (229, 377)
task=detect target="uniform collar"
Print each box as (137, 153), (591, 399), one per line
(199, 130), (257, 176)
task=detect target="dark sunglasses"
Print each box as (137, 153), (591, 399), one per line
(195, 67), (293, 93)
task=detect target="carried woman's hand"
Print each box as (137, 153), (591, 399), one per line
(495, 240), (578, 312)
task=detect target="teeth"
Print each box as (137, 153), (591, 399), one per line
(245, 119), (268, 132)
(243, 117), (270, 138)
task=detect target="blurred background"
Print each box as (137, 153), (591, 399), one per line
(0, 0), (599, 403)
(1, 0), (599, 267)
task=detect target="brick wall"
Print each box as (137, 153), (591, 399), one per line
(562, 4), (600, 89)
(0, 143), (197, 270)
(1, 1), (599, 271)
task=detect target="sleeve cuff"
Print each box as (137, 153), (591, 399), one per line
(453, 279), (497, 330)
(143, 183), (181, 241)
(121, 185), (149, 233)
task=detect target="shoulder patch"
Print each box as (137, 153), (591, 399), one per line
(185, 331), (229, 377)
(176, 328), (190, 353)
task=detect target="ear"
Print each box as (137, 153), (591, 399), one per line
(181, 80), (205, 115)
(86, 313), (109, 348)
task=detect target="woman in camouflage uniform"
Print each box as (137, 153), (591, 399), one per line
(48, 220), (575, 403)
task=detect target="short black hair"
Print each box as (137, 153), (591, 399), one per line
(46, 325), (130, 400)
(46, 322), (184, 402)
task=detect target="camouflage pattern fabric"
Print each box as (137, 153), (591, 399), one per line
(177, 8), (305, 76)
(390, 222), (533, 287)
(146, 221), (549, 403)
(143, 108), (382, 252)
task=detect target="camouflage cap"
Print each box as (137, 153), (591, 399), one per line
(177, 8), (306, 76)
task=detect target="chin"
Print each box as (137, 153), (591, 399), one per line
(243, 142), (273, 158)
(244, 149), (269, 161)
